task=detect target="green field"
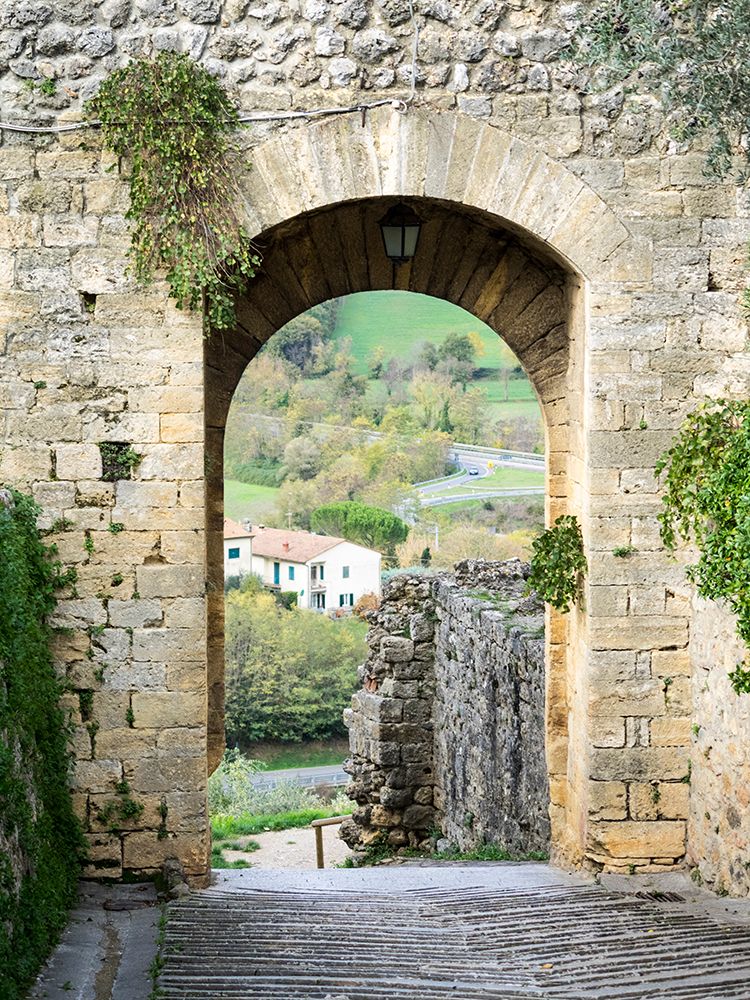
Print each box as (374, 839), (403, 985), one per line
(332, 291), (517, 374)
(467, 465), (544, 489)
(479, 375), (536, 403)
(485, 397), (544, 425)
(434, 465), (544, 497)
(224, 479), (279, 522)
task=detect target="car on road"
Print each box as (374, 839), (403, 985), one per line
(467, 466), (480, 476)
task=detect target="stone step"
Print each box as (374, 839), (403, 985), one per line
(157, 866), (750, 999)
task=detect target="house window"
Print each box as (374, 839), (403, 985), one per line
(342, 566), (350, 579)
(311, 563), (325, 583)
(228, 547), (240, 559)
(289, 566), (295, 581)
(339, 593), (354, 607)
(312, 592), (326, 610)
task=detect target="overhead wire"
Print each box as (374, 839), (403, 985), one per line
(0, 4), (420, 135)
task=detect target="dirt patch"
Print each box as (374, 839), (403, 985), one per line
(222, 824), (351, 869)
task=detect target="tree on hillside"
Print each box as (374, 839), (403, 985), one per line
(263, 300), (343, 374)
(225, 588), (364, 744)
(323, 453), (369, 502)
(452, 387), (486, 444)
(266, 314), (327, 371)
(439, 331), (478, 389)
(282, 437), (323, 481)
(311, 500), (409, 554)
(418, 341), (439, 372)
(440, 331), (476, 364)
(276, 477), (323, 529)
(367, 346), (387, 379)
(412, 372), (456, 429)
(436, 399), (454, 434)
(231, 353), (297, 413)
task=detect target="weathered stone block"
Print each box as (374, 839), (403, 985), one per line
(74, 759), (122, 793)
(135, 564), (204, 598)
(588, 780), (627, 821)
(591, 747), (689, 782)
(381, 636), (415, 662)
(108, 599), (163, 629)
(55, 443), (103, 480)
(132, 627), (204, 662)
(130, 691), (204, 728)
(650, 717), (691, 747)
(588, 820), (686, 860)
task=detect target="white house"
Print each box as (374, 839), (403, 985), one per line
(223, 517), (254, 578)
(248, 525), (381, 612)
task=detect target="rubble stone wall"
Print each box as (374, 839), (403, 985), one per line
(433, 563), (549, 854)
(343, 561), (549, 855)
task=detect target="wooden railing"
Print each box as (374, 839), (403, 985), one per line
(310, 815), (348, 869)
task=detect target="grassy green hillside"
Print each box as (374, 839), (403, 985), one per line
(332, 291), (517, 374)
(436, 466), (544, 497)
(224, 480), (279, 522)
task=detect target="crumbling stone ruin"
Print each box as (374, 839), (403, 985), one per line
(342, 560), (550, 857)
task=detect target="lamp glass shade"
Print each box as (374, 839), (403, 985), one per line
(378, 203), (422, 263)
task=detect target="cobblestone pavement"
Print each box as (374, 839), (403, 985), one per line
(159, 865), (750, 999)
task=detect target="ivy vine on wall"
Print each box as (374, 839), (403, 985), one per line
(527, 515), (587, 614)
(656, 400), (750, 694)
(87, 52), (260, 332)
(0, 489), (84, 998)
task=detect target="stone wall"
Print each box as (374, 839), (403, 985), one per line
(433, 560), (549, 854)
(0, 1), (638, 124)
(342, 573), (437, 852)
(343, 561), (549, 856)
(688, 599), (750, 897)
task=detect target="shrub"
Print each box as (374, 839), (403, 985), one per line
(353, 591), (380, 620)
(0, 489), (83, 998)
(656, 400), (750, 694)
(224, 590), (366, 743)
(233, 459), (285, 487)
(208, 750), (353, 838)
(527, 515), (587, 613)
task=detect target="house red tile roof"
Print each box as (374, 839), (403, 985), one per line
(249, 525), (344, 563)
(223, 517), (253, 540)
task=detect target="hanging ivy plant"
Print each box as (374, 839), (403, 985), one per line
(656, 399), (750, 694)
(527, 514), (587, 614)
(87, 52), (260, 332)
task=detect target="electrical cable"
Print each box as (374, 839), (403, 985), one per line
(0, 4), (420, 134)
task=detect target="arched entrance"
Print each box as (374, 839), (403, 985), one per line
(201, 106), (640, 867)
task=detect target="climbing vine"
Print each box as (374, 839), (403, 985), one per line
(573, 0), (750, 178)
(87, 52), (260, 332)
(656, 400), (750, 694)
(0, 489), (84, 998)
(527, 515), (587, 614)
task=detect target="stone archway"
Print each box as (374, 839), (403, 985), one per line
(4, 102), (693, 885)
(203, 106), (647, 870)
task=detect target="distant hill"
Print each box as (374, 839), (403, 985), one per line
(329, 291), (537, 419)
(329, 291), (517, 375)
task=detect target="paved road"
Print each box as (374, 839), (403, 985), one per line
(417, 455), (543, 496)
(420, 486), (545, 507)
(251, 763), (348, 791)
(160, 865), (750, 998)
